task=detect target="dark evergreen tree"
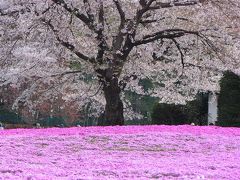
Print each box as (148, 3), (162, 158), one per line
(217, 71), (240, 127)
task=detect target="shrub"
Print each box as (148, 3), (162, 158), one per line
(151, 93), (208, 125)
(152, 103), (188, 125)
(185, 93), (208, 126)
(0, 108), (23, 124)
(38, 116), (66, 127)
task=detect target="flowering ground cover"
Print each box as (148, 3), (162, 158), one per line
(0, 125), (240, 180)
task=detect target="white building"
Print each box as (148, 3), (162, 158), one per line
(208, 92), (218, 125)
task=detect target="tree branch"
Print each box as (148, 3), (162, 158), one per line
(51, 0), (94, 30)
(43, 19), (95, 63)
(51, 70), (83, 77)
(150, 0), (199, 10)
(113, 0), (126, 27)
(140, 19), (158, 24)
(136, 0), (156, 22)
(83, 0), (94, 22)
(96, 1), (108, 61)
(133, 29), (199, 46)
(184, 62), (224, 73)
(119, 74), (138, 90)
(172, 38), (185, 69)
(0, 7), (30, 17)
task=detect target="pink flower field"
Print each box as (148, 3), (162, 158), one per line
(0, 125), (240, 180)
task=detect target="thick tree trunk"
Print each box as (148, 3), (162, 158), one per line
(98, 77), (124, 126)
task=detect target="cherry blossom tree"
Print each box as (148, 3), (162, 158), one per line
(0, 0), (239, 125)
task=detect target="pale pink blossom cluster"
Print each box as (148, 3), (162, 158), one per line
(0, 125), (239, 179)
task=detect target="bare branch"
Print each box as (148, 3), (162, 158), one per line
(113, 0), (126, 27)
(0, 7), (29, 17)
(140, 19), (158, 24)
(51, 0), (94, 30)
(134, 29), (199, 46)
(83, 0), (94, 22)
(43, 19), (95, 63)
(172, 38), (185, 69)
(136, 0), (156, 22)
(51, 70), (83, 77)
(150, 0), (199, 10)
